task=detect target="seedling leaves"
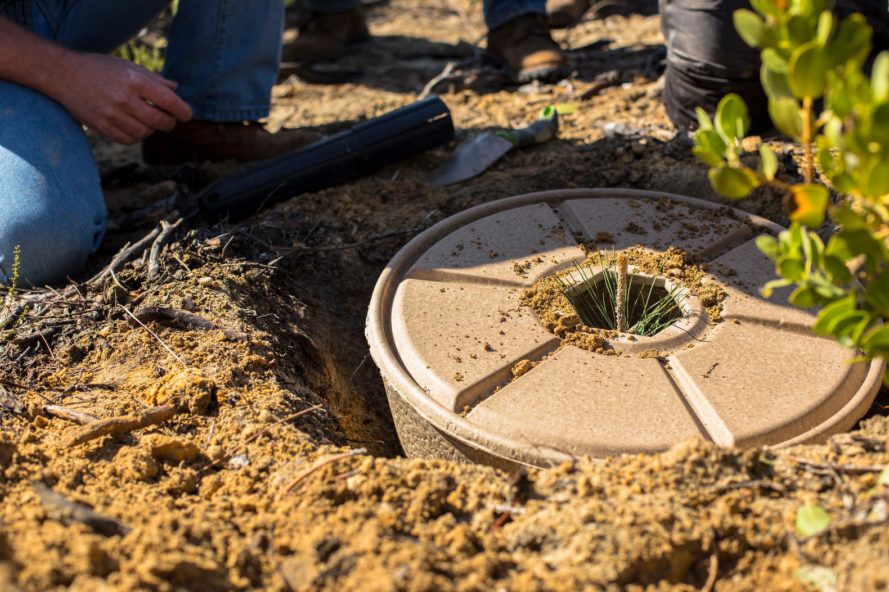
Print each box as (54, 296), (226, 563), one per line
(872, 52), (889, 101)
(708, 166), (759, 198)
(715, 94), (750, 141)
(734, 9), (766, 47)
(789, 42), (828, 98)
(760, 145), (778, 179)
(789, 184), (828, 227)
(795, 504), (831, 537)
(768, 97), (804, 140)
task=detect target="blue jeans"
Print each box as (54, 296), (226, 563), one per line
(303, 0), (546, 29)
(0, 0), (283, 286)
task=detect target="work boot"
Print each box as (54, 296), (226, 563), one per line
(487, 14), (568, 83)
(283, 6), (370, 62)
(142, 121), (322, 166)
(547, 0), (591, 28)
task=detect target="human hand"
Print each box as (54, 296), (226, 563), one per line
(49, 52), (193, 144)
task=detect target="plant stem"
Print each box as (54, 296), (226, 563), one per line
(616, 254), (628, 332)
(802, 97), (814, 184)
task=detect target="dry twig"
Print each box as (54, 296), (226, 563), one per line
(147, 218), (184, 281)
(129, 306), (248, 341)
(43, 404), (97, 425)
(284, 447), (367, 494)
(701, 554), (719, 592)
(419, 61), (456, 99)
(88, 227), (161, 286)
(66, 403), (177, 446)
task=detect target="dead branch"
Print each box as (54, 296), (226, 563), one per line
(66, 403), (177, 446)
(419, 61), (456, 99)
(33, 481), (131, 536)
(701, 554), (719, 592)
(88, 227), (161, 287)
(579, 69), (620, 100)
(129, 306), (248, 341)
(284, 447), (367, 494)
(147, 218), (184, 281)
(199, 404), (322, 476)
(43, 404), (97, 425)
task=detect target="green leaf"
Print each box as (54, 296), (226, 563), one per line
(822, 255), (853, 284)
(762, 48), (789, 73)
(879, 465), (889, 486)
(828, 14), (871, 66)
(796, 504), (831, 537)
(816, 11), (834, 45)
(826, 228), (884, 261)
(750, 0), (781, 18)
(872, 52), (889, 101)
(759, 145), (778, 179)
(813, 294), (856, 335)
(830, 205), (868, 230)
(787, 15), (816, 47)
(695, 107), (715, 130)
(734, 9), (767, 47)
(862, 325), (889, 355)
(769, 97), (804, 140)
(778, 256), (806, 281)
(863, 159), (889, 199)
(789, 184), (829, 228)
(756, 234), (780, 259)
(693, 129), (728, 166)
(761, 278), (793, 298)
(866, 270), (889, 315)
(715, 94), (751, 141)
(789, 285), (818, 308)
(708, 166), (760, 199)
(762, 65), (794, 99)
(789, 42), (828, 99)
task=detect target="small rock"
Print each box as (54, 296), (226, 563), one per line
(146, 371), (216, 415)
(147, 435), (201, 463)
(511, 359), (534, 379)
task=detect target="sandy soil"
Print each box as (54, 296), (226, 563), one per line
(1, 1), (888, 590)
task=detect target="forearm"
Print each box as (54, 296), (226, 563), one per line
(0, 17), (72, 99)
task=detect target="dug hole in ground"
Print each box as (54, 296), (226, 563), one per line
(1, 1), (888, 590)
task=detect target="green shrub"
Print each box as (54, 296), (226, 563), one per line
(692, 0), (889, 377)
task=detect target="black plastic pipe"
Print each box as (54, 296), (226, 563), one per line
(198, 96), (454, 221)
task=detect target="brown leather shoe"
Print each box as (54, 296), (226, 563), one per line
(283, 7), (370, 63)
(142, 121), (323, 166)
(487, 14), (568, 83)
(547, 0), (591, 28)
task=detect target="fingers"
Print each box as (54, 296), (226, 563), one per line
(102, 124), (139, 145)
(128, 98), (177, 132)
(111, 112), (153, 142)
(145, 70), (178, 90)
(137, 79), (193, 122)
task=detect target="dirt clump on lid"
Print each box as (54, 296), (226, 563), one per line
(0, 1), (886, 590)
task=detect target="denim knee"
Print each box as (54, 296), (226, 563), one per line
(0, 81), (106, 287)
